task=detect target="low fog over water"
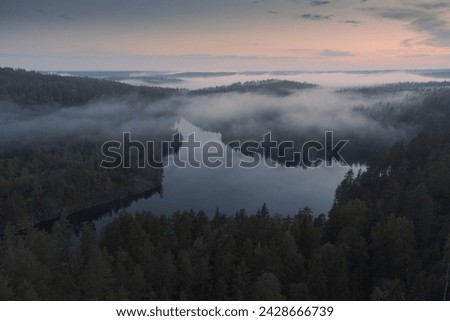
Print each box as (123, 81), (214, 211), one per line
(95, 70), (450, 89)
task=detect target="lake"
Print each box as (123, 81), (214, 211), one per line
(88, 119), (364, 233)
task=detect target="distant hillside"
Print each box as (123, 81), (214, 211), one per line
(0, 67), (177, 107)
(190, 79), (317, 96)
(0, 68), (320, 107)
(169, 71), (237, 78)
(338, 81), (450, 95)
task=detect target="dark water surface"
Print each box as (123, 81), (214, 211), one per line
(86, 119), (363, 233)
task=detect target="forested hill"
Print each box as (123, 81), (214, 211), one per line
(326, 133), (450, 299)
(339, 81), (450, 95)
(0, 67), (173, 230)
(0, 68), (319, 108)
(0, 67), (177, 107)
(190, 79), (317, 96)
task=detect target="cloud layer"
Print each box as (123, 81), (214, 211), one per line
(1, 0), (450, 70)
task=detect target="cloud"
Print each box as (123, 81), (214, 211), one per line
(364, 6), (450, 47)
(416, 2), (449, 10)
(57, 14), (72, 21)
(401, 38), (416, 48)
(298, 13), (333, 20)
(342, 20), (361, 24)
(320, 50), (353, 57)
(267, 10), (278, 14)
(377, 8), (419, 20)
(410, 16), (450, 46)
(310, 0), (329, 6)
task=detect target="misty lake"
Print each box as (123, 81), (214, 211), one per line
(86, 119), (363, 233)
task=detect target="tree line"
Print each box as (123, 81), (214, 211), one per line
(0, 67), (177, 107)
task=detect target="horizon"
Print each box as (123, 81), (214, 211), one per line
(38, 68), (450, 89)
(35, 68), (450, 73)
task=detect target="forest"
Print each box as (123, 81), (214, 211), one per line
(0, 67), (178, 230)
(0, 67), (177, 107)
(0, 67), (449, 300)
(190, 79), (317, 97)
(0, 133), (448, 300)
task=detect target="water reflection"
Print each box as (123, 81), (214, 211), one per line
(84, 119), (363, 233)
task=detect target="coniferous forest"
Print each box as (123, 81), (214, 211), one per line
(0, 67), (449, 300)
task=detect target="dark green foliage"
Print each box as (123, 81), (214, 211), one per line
(0, 141), (163, 231)
(252, 272), (284, 300)
(190, 79), (317, 96)
(0, 68), (173, 230)
(350, 84), (450, 134)
(329, 133), (450, 300)
(0, 205), (324, 300)
(0, 131), (448, 301)
(0, 67), (177, 107)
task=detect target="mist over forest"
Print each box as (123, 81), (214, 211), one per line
(0, 67), (449, 301)
(2, 68), (449, 164)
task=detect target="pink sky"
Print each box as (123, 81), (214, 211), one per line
(0, 0), (449, 71)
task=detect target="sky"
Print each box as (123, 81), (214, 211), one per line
(1, 0), (450, 71)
